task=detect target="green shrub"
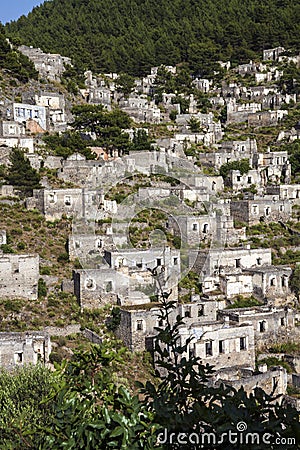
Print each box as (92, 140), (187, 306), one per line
(3, 299), (24, 313)
(258, 357), (293, 373)
(226, 295), (262, 309)
(1, 244), (14, 253)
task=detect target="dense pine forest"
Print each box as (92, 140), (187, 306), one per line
(5, 0), (300, 76)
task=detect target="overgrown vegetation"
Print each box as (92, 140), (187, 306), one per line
(6, 148), (41, 197)
(219, 158), (251, 180)
(226, 295), (262, 309)
(257, 356), (293, 374)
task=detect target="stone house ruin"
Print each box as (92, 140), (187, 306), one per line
(226, 99), (262, 123)
(213, 366), (287, 399)
(0, 254), (39, 300)
(116, 298), (222, 352)
(230, 197), (292, 225)
(74, 247), (180, 309)
(22, 91), (67, 132)
(27, 188), (107, 221)
(266, 184), (300, 201)
(179, 320), (255, 370)
(247, 110), (288, 127)
(218, 306), (295, 348)
(117, 301), (255, 371)
(167, 214), (245, 248)
(227, 169), (261, 191)
(192, 247), (272, 278)
(68, 233), (128, 262)
(246, 266), (293, 301)
(217, 265), (292, 301)
(73, 267), (131, 310)
(198, 138), (257, 170)
(263, 47), (285, 61)
(13, 102), (47, 131)
(18, 45), (72, 81)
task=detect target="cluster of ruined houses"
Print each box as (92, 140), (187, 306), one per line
(0, 45), (300, 405)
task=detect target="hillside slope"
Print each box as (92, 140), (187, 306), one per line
(5, 0), (300, 76)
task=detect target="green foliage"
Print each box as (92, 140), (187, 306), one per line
(0, 244), (14, 253)
(17, 242), (26, 250)
(57, 252), (69, 263)
(258, 357), (293, 374)
(130, 129), (152, 151)
(39, 343), (158, 449)
(219, 158), (251, 180)
(40, 266), (51, 275)
(282, 140), (300, 180)
(0, 164), (7, 185)
(169, 109), (177, 121)
(138, 291), (300, 449)
(269, 342), (300, 355)
(116, 72), (135, 97)
(278, 62), (300, 95)
(60, 63), (86, 94)
(1, 299), (300, 447)
(42, 132), (96, 160)
(171, 95), (190, 113)
(1, 298), (25, 313)
(6, 1), (300, 76)
(0, 364), (54, 449)
(6, 148), (41, 196)
(187, 116), (202, 132)
(226, 295), (262, 309)
(71, 105), (132, 155)
(178, 270), (202, 296)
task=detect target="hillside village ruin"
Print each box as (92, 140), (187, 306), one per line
(1, 44), (300, 407)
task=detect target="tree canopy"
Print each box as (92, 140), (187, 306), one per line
(70, 105), (132, 155)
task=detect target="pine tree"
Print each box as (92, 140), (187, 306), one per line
(7, 148), (41, 196)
